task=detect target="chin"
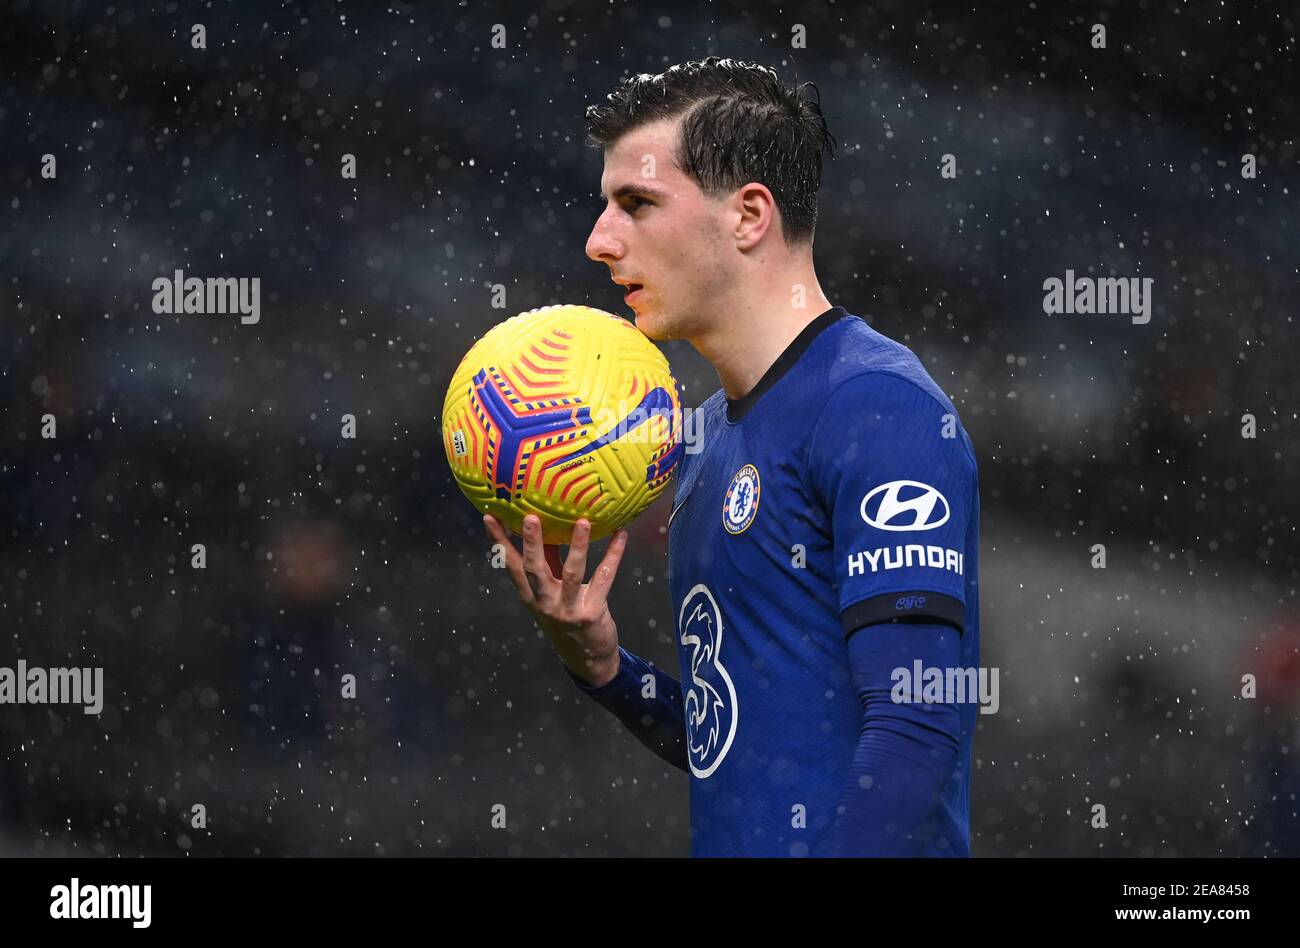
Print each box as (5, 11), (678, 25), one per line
(631, 314), (669, 341)
(630, 305), (674, 341)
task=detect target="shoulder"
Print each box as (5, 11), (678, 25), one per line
(815, 316), (958, 417)
(807, 317), (964, 439)
(805, 317), (977, 474)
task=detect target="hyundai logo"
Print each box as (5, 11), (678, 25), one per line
(860, 480), (951, 531)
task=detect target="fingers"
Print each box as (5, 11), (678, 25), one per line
(485, 513), (622, 614)
(483, 514), (539, 606)
(559, 519), (592, 609)
(587, 528), (629, 603)
(518, 514), (556, 602)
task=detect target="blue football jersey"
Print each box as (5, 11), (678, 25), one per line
(666, 305), (980, 857)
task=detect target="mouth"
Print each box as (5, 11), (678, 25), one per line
(623, 283), (644, 303)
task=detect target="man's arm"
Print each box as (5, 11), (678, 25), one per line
(564, 646), (689, 773)
(480, 514), (688, 768)
(828, 619), (965, 856)
(803, 371), (977, 854)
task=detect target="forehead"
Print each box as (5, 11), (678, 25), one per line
(599, 117), (691, 196)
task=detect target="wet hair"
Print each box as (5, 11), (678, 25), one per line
(584, 57), (837, 246)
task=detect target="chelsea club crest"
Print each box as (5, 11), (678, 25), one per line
(722, 464), (761, 535)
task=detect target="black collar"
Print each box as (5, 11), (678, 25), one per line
(725, 305), (851, 423)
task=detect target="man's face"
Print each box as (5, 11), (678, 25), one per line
(585, 117), (732, 341)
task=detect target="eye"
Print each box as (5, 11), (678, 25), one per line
(623, 196), (652, 213)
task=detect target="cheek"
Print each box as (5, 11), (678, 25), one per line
(649, 211), (721, 292)
(667, 223), (710, 271)
(676, 225), (726, 286)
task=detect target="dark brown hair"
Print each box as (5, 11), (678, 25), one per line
(584, 57), (837, 246)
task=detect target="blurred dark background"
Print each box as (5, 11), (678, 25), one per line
(1, 0), (1296, 856)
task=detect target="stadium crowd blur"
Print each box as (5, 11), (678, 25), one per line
(1, 2), (1295, 856)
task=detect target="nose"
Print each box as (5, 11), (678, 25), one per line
(585, 206), (624, 264)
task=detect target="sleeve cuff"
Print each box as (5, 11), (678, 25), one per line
(562, 645), (638, 696)
(841, 590), (965, 636)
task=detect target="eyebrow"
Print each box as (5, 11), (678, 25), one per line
(601, 183), (668, 202)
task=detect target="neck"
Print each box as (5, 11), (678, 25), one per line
(688, 260), (833, 401)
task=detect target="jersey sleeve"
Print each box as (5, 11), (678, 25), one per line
(828, 619), (966, 855)
(562, 646), (688, 773)
(807, 371), (976, 635)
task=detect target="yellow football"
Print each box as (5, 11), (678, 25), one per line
(442, 305), (684, 544)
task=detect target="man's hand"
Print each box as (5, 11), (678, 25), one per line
(483, 513), (629, 687)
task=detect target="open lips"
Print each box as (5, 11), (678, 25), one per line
(614, 278), (644, 302)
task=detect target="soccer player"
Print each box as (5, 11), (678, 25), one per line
(482, 57), (980, 857)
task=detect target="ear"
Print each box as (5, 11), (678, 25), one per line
(733, 182), (778, 249)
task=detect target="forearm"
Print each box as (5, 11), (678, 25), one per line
(830, 704), (960, 855)
(829, 620), (964, 856)
(564, 646), (688, 773)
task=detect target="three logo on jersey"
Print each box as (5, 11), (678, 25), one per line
(679, 583), (738, 778)
(680, 468), (962, 777)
